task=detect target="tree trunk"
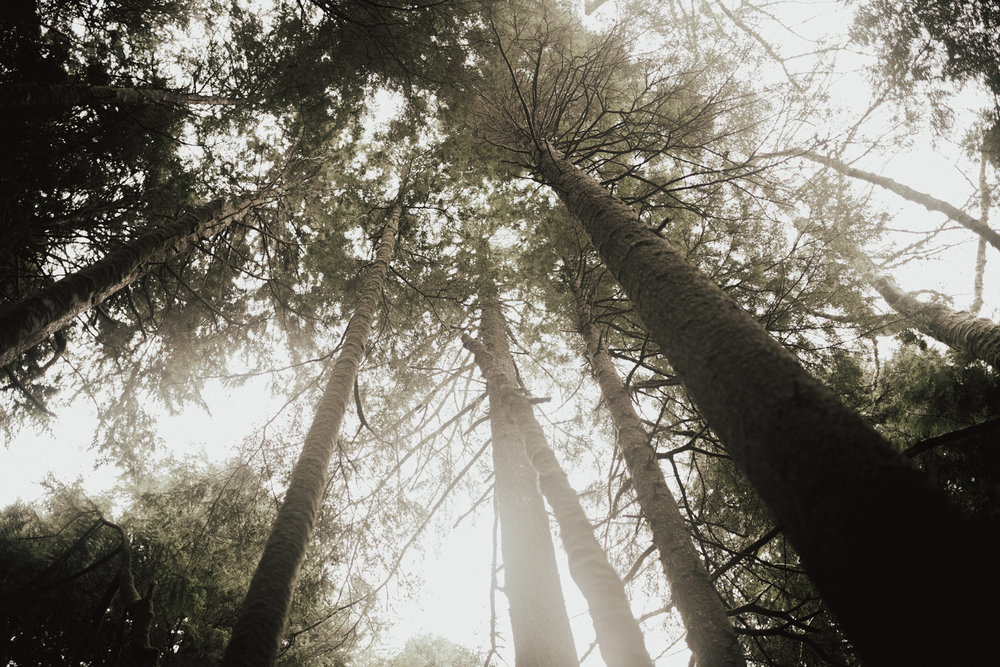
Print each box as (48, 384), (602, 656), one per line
(802, 150), (1000, 252)
(104, 520), (159, 667)
(533, 141), (996, 666)
(463, 320), (653, 667)
(564, 264), (745, 667)
(972, 147), (992, 314)
(872, 274), (1000, 367)
(222, 194), (402, 667)
(475, 286), (578, 667)
(0, 192), (273, 369)
(0, 82), (235, 108)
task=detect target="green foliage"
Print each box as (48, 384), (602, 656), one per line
(359, 634), (484, 666)
(0, 462), (353, 666)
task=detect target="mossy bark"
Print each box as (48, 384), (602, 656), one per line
(463, 327), (653, 667)
(534, 141), (996, 665)
(0, 194), (270, 369)
(222, 197), (401, 667)
(476, 288), (578, 666)
(566, 269), (745, 667)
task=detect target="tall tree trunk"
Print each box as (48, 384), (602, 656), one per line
(871, 274), (1000, 367)
(564, 263), (745, 667)
(0, 192), (274, 369)
(972, 146), (992, 314)
(532, 141), (996, 666)
(222, 194), (402, 666)
(802, 150), (1000, 251)
(0, 82), (235, 108)
(475, 286), (578, 666)
(464, 316), (653, 667)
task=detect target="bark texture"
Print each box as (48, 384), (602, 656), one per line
(566, 268), (744, 667)
(463, 328), (653, 667)
(804, 151), (1000, 251)
(873, 275), (1000, 368)
(972, 150), (991, 314)
(476, 289), (578, 667)
(828, 231), (1000, 369)
(222, 199), (401, 667)
(534, 141), (996, 665)
(0, 194), (269, 369)
(0, 82), (234, 108)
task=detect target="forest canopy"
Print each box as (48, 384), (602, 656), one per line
(1, 0), (999, 665)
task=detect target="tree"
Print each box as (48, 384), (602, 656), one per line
(0, 461), (352, 666)
(6, 1), (1000, 665)
(470, 280), (578, 666)
(223, 182), (405, 665)
(0, 190), (284, 369)
(462, 327), (652, 667)
(521, 135), (994, 664)
(562, 247), (745, 667)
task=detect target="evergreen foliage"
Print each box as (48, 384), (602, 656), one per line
(2, 0), (998, 664)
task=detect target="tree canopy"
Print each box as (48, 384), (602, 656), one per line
(2, 1), (999, 665)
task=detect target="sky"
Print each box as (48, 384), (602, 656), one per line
(2, 0), (997, 664)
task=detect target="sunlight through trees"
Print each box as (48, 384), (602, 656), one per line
(2, 1), (999, 665)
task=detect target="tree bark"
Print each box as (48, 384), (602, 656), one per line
(872, 274), (1000, 368)
(0, 82), (235, 108)
(0, 192), (273, 369)
(825, 228), (1000, 369)
(533, 141), (996, 666)
(463, 323), (653, 667)
(475, 286), (578, 667)
(222, 194), (402, 667)
(802, 150), (1000, 252)
(564, 265), (745, 667)
(972, 147), (992, 314)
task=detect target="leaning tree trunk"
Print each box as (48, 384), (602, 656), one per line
(802, 150), (1000, 252)
(871, 274), (1000, 367)
(564, 264), (745, 667)
(475, 287), (578, 666)
(222, 195), (402, 666)
(0, 82), (235, 108)
(0, 192), (275, 369)
(463, 325), (653, 667)
(837, 238), (1000, 369)
(532, 141), (996, 665)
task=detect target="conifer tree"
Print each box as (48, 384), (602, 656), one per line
(224, 182), (405, 666)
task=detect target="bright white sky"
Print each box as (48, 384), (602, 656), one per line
(2, 0), (997, 664)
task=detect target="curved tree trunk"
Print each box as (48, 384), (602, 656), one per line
(533, 141), (996, 666)
(104, 520), (159, 667)
(0, 192), (274, 369)
(0, 82), (235, 108)
(564, 264), (745, 667)
(463, 325), (653, 667)
(222, 195), (402, 666)
(802, 150), (1000, 251)
(476, 287), (578, 666)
